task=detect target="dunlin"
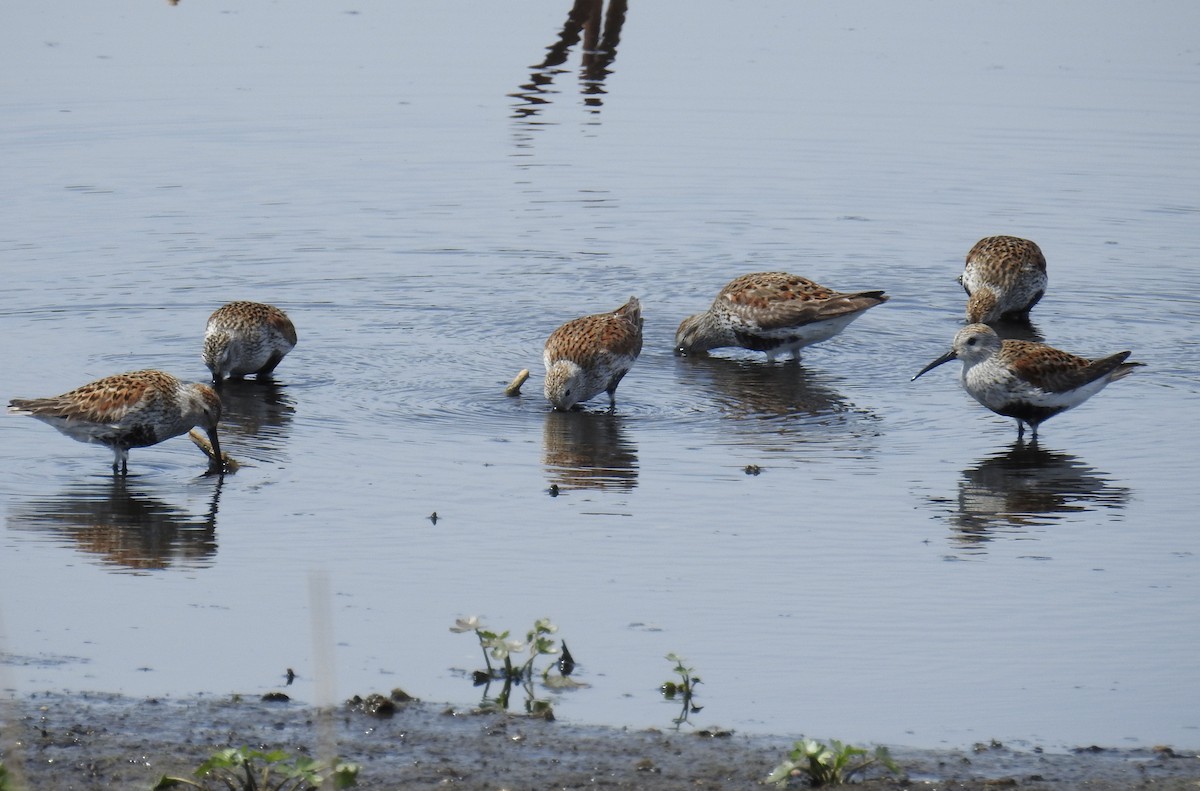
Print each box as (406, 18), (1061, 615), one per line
(911, 323), (1142, 440)
(544, 296), (643, 411)
(9, 370), (224, 474)
(959, 236), (1047, 324)
(674, 272), (888, 361)
(203, 301), (297, 383)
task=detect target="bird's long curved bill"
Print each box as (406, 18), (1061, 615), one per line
(911, 350), (957, 382)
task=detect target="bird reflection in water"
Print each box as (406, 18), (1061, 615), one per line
(987, 316), (1045, 344)
(542, 410), (638, 491)
(678, 356), (880, 454)
(7, 477), (223, 572)
(212, 379), (296, 462)
(947, 440), (1130, 549)
(511, 0), (628, 118)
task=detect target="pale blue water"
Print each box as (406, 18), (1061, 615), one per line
(2, 0), (1199, 751)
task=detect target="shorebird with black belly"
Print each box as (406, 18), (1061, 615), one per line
(911, 324), (1142, 440)
(9, 370), (224, 475)
(674, 272), (888, 362)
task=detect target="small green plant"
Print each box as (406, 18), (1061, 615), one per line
(0, 761), (10, 791)
(451, 616), (575, 716)
(659, 652), (702, 728)
(151, 746), (358, 790)
(765, 738), (899, 787)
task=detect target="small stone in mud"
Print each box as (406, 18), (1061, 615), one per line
(548, 484), (560, 497)
(346, 693), (396, 718)
(390, 688), (417, 703)
(429, 511), (439, 525)
(743, 464), (762, 475)
(261, 692), (290, 702)
(695, 727), (733, 738)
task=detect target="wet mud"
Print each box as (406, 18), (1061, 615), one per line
(2, 692), (1197, 790)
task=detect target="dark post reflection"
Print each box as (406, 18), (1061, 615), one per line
(511, 0), (628, 119)
(542, 410), (638, 491)
(946, 440), (1131, 549)
(7, 477), (224, 572)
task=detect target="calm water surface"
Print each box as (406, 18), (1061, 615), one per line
(2, 0), (1199, 751)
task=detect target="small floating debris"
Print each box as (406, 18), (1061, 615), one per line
(188, 429), (239, 472)
(429, 511), (439, 525)
(544, 675), (589, 690)
(504, 368), (530, 396)
(743, 465), (762, 476)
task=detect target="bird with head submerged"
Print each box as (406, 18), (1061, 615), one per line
(959, 236), (1048, 324)
(674, 272), (888, 362)
(544, 296), (643, 412)
(203, 301), (297, 384)
(9, 370), (225, 475)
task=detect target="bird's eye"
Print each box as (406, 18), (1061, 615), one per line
(966, 338), (977, 346)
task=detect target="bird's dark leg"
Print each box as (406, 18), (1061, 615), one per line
(1016, 420), (1025, 440)
(256, 351), (285, 377)
(112, 447), (129, 476)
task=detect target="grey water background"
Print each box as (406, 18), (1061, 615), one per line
(2, 0), (1199, 751)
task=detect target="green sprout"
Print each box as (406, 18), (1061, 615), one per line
(765, 738), (899, 787)
(151, 746), (358, 791)
(451, 616), (576, 716)
(660, 652), (702, 728)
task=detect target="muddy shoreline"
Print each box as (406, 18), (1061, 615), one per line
(2, 692), (1197, 789)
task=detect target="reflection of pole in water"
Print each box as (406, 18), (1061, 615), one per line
(511, 0), (628, 119)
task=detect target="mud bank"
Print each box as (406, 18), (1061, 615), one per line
(2, 692), (1198, 789)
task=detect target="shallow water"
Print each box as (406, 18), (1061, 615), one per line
(2, 0), (1199, 751)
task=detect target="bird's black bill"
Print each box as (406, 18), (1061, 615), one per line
(911, 350), (957, 382)
(205, 428), (226, 475)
